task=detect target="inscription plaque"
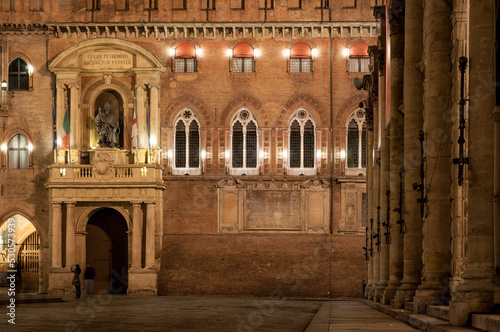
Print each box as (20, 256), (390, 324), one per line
(245, 191), (301, 230)
(82, 50), (133, 70)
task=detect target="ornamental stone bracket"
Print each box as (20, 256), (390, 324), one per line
(217, 177), (330, 234)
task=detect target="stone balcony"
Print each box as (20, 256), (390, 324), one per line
(46, 148), (164, 202)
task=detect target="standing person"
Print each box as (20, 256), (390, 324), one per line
(70, 264), (81, 298)
(84, 263), (96, 297)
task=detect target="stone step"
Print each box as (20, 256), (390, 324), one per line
(428, 305), (450, 321)
(404, 301), (414, 312)
(365, 300), (482, 332)
(471, 314), (500, 332)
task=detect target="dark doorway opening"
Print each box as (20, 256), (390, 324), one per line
(17, 232), (39, 293)
(87, 208), (128, 295)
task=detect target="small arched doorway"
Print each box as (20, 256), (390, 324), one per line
(86, 208), (128, 295)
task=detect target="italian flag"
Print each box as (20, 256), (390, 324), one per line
(61, 104), (70, 149)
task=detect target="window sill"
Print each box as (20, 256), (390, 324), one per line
(230, 168), (259, 176)
(287, 168), (316, 176)
(171, 168), (201, 175)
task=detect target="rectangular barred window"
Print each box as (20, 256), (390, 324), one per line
(246, 122), (257, 168)
(231, 0), (244, 9)
(290, 121), (301, 168)
(232, 122), (244, 168)
(201, 0), (216, 10)
(173, 0), (186, 10)
(189, 122), (200, 168)
(289, 58), (312, 73)
(175, 122), (187, 168)
(349, 57), (371, 73)
(303, 121), (315, 168)
(115, 0), (128, 10)
(232, 58), (254, 73)
(175, 58), (197, 73)
(259, 0), (273, 9)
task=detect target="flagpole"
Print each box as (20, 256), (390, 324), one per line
(134, 97), (138, 164)
(53, 97), (58, 165)
(66, 90), (71, 165)
(146, 94), (151, 164)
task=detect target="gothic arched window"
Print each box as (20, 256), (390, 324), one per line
(8, 58), (30, 91)
(288, 109), (316, 174)
(8, 134), (30, 169)
(173, 109), (200, 174)
(346, 108), (367, 169)
(231, 109), (258, 174)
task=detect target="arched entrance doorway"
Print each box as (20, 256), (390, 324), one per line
(0, 214), (39, 293)
(86, 208), (128, 295)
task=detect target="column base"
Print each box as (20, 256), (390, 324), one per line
(394, 288), (416, 308)
(364, 283), (372, 299)
(375, 283), (388, 302)
(368, 284), (377, 300)
(413, 288), (445, 314)
(128, 268), (158, 295)
(48, 267), (74, 295)
(382, 283), (399, 305)
(449, 271), (494, 326)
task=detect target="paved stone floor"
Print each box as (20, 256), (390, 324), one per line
(0, 295), (418, 331)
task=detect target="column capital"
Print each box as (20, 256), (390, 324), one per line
(144, 201), (157, 205)
(50, 201), (62, 206)
(131, 200), (143, 205)
(64, 201), (77, 206)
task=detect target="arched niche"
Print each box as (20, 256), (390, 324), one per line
(48, 38), (165, 156)
(94, 90), (124, 149)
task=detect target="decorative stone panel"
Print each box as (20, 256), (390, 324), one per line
(216, 177), (330, 233)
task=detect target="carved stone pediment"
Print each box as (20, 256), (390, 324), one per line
(215, 176), (245, 188)
(301, 178), (331, 189)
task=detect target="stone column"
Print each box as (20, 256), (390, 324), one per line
(51, 202), (62, 268)
(383, 0), (405, 304)
(413, 0), (452, 313)
(394, 0), (424, 308)
(131, 201), (142, 268)
(450, 0), (495, 325)
(365, 110), (374, 298)
(376, 119), (390, 302)
(145, 202), (156, 269)
(65, 202), (76, 267)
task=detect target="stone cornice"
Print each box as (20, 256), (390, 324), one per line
(43, 21), (377, 40)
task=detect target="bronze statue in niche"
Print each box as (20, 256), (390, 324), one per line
(95, 101), (120, 148)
